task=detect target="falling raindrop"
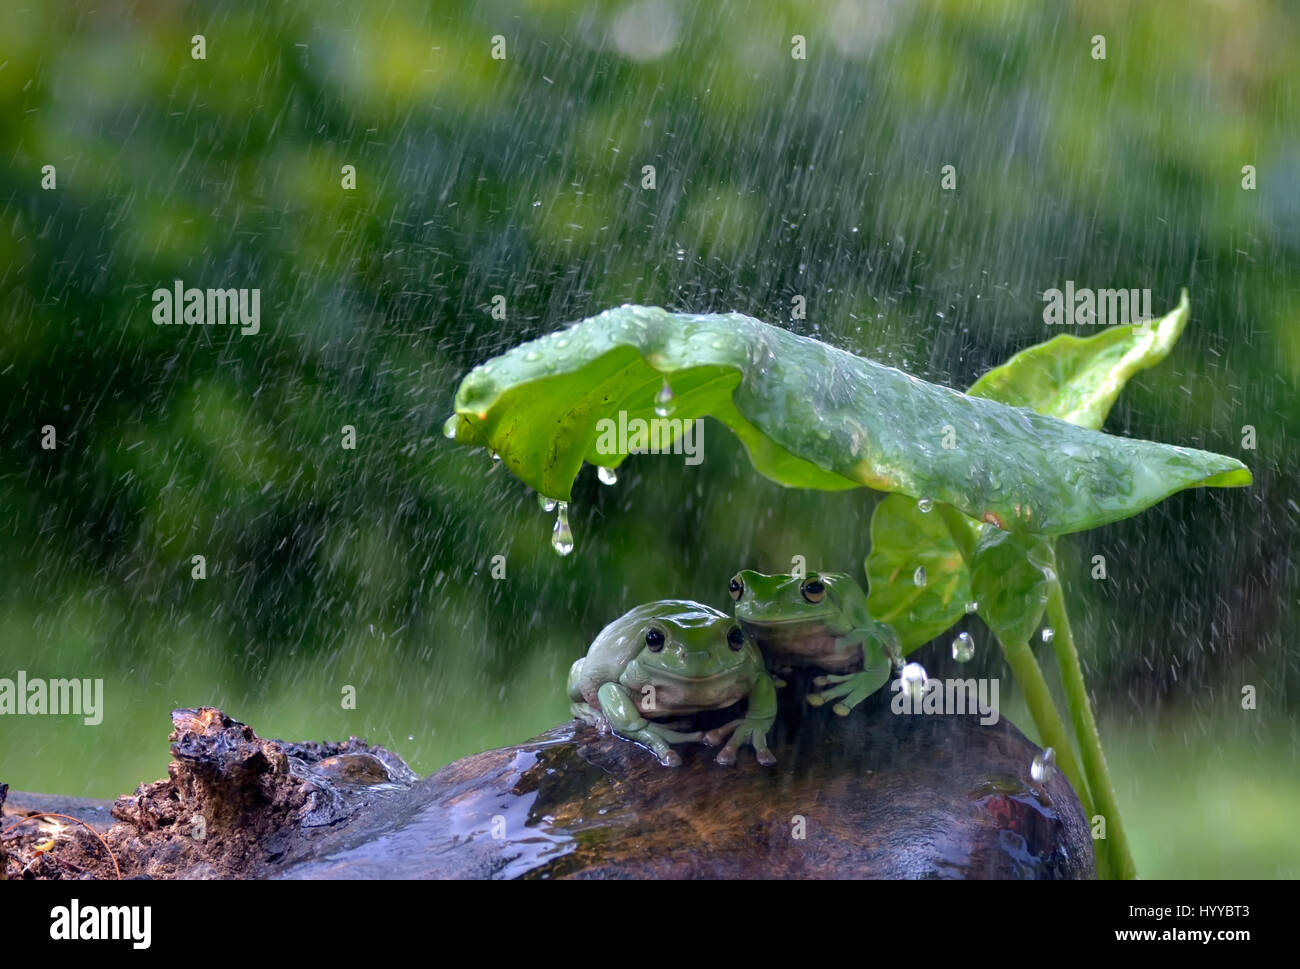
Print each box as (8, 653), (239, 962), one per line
(1031, 747), (1057, 783)
(551, 502), (574, 556)
(538, 493), (557, 512)
(917, 498), (934, 513)
(900, 662), (928, 701)
(912, 566), (927, 587)
(951, 631), (974, 662)
(1041, 627), (1055, 644)
(654, 379), (675, 417)
(597, 466), (618, 486)
(442, 416), (458, 440)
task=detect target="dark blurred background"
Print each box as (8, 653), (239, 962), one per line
(1, 0), (1296, 876)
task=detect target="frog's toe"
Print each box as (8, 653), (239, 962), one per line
(755, 745), (777, 767)
(660, 749), (683, 767)
(703, 720), (740, 747)
(806, 692), (826, 707)
(714, 746), (738, 766)
(832, 702), (851, 717)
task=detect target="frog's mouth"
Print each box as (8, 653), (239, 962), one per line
(642, 664), (744, 683)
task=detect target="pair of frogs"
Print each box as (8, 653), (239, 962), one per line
(567, 570), (901, 766)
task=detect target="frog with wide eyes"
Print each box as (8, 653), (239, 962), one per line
(729, 570), (901, 716)
(567, 600), (778, 766)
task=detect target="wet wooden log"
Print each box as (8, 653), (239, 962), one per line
(278, 679), (1096, 879)
(3, 683), (1095, 879)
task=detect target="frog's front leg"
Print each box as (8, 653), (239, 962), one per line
(807, 638), (893, 715)
(596, 682), (701, 766)
(703, 674), (778, 766)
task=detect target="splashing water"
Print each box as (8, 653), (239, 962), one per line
(900, 662), (928, 701)
(1031, 747), (1057, 783)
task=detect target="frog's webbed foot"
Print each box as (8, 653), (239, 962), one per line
(703, 717), (777, 766)
(621, 722), (703, 766)
(807, 669), (888, 716)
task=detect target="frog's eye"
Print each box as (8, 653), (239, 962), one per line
(645, 628), (666, 651)
(800, 579), (826, 604)
(727, 626), (746, 650)
(728, 575), (745, 601)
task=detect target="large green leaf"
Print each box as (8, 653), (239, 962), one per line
(864, 292), (1245, 646)
(866, 494), (970, 651)
(968, 290), (1192, 430)
(448, 305), (1249, 536)
(969, 529), (1056, 646)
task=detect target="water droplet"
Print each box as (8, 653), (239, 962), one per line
(1031, 747), (1056, 783)
(917, 498), (934, 513)
(490, 451), (501, 462)
(442, 417), (458, 440)
(537, 493), (557, 512)
(524, 351), (541, 362)
(912, 566), (927, 587)
(551, 502), (574, 556)
(1042, 566), (1057, 582)
(900, 662), (928, 701)
(951, 631), (974, 663)
(965, 600), (979, 614)
(1041, 627), (1055, 644)
(654, 379), (675, 417)
(407, 735), (414, 742)
(597, 466), (618, 486)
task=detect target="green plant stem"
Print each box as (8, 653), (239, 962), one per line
(996, 633), (1094, 821)
(936, 502), (1105, 873)
(1045, 580), (1137, 879)
(935, 504), (977, 562)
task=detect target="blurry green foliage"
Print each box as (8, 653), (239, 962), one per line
(0, 0), (1296, 875)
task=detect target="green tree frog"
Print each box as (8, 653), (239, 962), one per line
(567, 600), (778, 766)
(729, 570), (902, 716)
